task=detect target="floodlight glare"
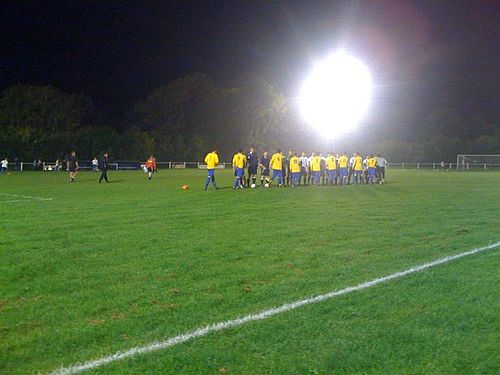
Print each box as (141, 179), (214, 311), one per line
(299, 52), (372, 138)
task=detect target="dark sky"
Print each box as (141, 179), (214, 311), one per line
(1, 0), (498, 133)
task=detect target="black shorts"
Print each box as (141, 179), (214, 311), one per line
(261, 168), (270, 177)
(147, 167), (153, 172)
(248, 166), (257, 175)
(68, 167), (77, 172)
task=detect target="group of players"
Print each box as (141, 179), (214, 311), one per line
(61, 149), (388, 189)
(204, 148), (388, 190)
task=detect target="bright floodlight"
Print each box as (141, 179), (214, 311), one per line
(299, 52), (372, 137)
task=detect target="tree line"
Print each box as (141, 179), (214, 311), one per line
(0, 73), (497, 163)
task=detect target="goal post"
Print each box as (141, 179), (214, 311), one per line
(456, 154), (500, 171)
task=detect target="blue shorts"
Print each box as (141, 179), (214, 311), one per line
(354, 170), (363, 175)
(291, 172), (301, 183)
(368, 168), (376, 177)
(207, 169), (215, 178)
(340, 168), (347, 177)
(313, 171), (321, 179)
(271, 169), (283, 180)
(328, 170), (337, 180)
(235, 168), (244, 177)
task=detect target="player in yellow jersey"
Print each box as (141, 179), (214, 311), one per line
(366, 154), (377, 184)
(325, 152), (337, 185)
(352, 152), (364, 185)
(338, 152), (348, 185)
(232, 148), (247, 189)
(289, 152), (301, 187)
(204, 149), (219, 190)
(269, 149), (284, 186)
(310, 152), (322, 186)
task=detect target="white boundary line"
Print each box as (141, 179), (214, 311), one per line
(47, 241), (500, 375)
(0, 193), (54, 201)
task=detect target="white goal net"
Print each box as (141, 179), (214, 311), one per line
(456, 154), (500, 171)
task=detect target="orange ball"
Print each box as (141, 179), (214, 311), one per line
(181, 184), (189, 190)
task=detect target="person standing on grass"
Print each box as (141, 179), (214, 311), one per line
(289, 152), (301, 187)
(352, 152), (364, 185)
(232, 149), (247, 189)
(285, 150), (293, 186)
(376, 154), (387, 184)
(1, 158), (8, 174)
(299, 152), (309, 186)
(92, 157), (98, 172)
(269, 149), (284, 187)
(308, 152), (314, 185)
(310, 152), (322, 186)
(145, 155), (156, 180)
(348, 153), (355, 184)
(259, 151), (270, 187)
(363, 155), (369, 183)
(204, 149), (219, 190)
(367, 154), (377, 184)
(67, 151), (79, 182)
(320, 153), (327, 185)
(281, 151), (288, 186)
(98, 153), (109, 183)
(338, 152), (349, 185)
(326, 152), (337, 185)
(247, 147), (259, 188)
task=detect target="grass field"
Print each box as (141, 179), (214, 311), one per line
(0, 169), (499, 374)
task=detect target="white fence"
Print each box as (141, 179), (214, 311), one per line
(13, 161), (232, 172)
(9, 161), (500, 172)
(388, 162), (500, 170)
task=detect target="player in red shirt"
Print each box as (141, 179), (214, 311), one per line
(145, 155), (157, 180)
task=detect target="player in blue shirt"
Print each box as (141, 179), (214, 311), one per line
(259, 151), (270, 187)
(247, 147), (259, 188)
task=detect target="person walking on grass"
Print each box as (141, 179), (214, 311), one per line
(98, 153), (109, 183)
(145, 155), (156, 180)
(204, 148), (219, 190)
(67, 151), (79, 182)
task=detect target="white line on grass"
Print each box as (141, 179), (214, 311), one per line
(47, 241), (500, 375)
(0, 193), (53, 201)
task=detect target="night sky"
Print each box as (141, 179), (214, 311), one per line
(1, 0), (498, 134)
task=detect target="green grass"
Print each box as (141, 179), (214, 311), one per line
(0, 169), (499, 374)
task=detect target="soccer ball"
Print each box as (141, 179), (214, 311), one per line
(181, 184), (189, 190)
(251, 183), (256, 189)
(264, 183), (269, 188)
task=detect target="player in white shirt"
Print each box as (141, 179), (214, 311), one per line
(299, 152), (309, 186)
(348, 154), (355, 185)
(1, 158), (8, 174)
(363, 156), (368, 183)
(376, 154), (388, 183)
(91, 157), (98, 172)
